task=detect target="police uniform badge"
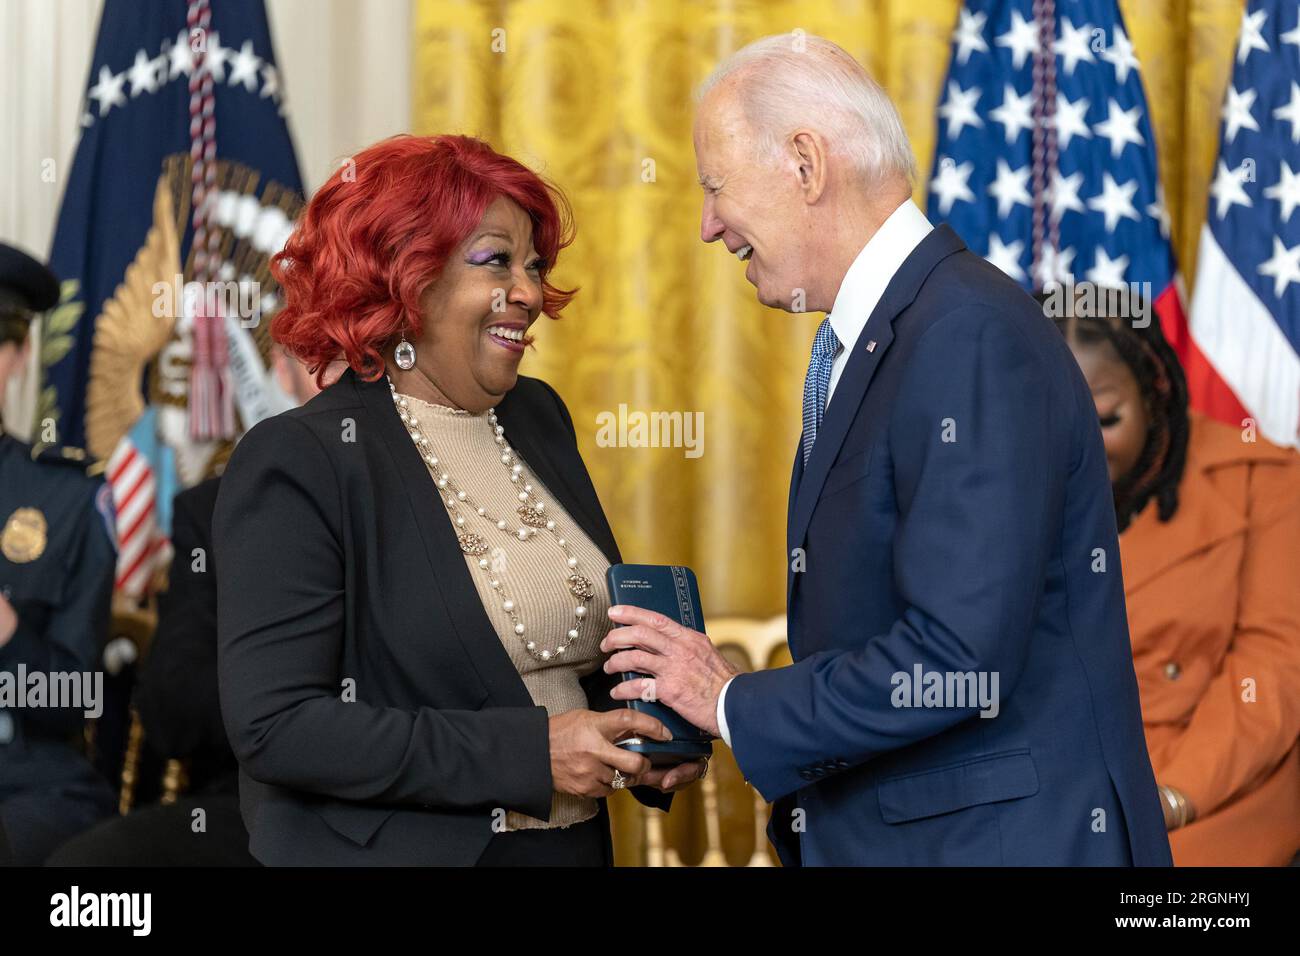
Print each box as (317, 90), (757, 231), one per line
(1, 506), (47, 563)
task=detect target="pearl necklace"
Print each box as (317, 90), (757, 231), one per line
(389, 378), (595, 662)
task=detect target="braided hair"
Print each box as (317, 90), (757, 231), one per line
(1036, 285), (1190, 531)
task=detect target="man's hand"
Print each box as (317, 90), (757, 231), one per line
(601, 605), (740, 738)
(0, 592), (16, 648)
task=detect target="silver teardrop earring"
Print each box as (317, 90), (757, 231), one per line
(394, 338), (416, 370)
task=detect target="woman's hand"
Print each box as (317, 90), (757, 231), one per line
(548, 709), (670, 797)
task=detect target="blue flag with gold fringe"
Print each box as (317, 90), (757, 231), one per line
(44, 0), (303, 597)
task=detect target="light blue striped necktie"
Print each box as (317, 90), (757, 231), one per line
(801, 317), (841, 466)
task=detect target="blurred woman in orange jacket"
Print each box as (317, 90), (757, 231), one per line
(1050, 288), (1300, 866)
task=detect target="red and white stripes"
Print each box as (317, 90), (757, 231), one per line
(106, 440), (168, 599)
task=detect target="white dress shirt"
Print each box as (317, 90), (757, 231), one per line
(714, 199), (934, 748)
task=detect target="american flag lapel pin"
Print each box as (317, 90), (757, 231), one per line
(865, 339), (877, 353)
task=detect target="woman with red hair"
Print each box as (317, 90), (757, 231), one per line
(213, 135), (704, 866)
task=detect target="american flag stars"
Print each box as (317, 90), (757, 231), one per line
(1207, 2), (1300, 305)
(927, 1), (1175, 299)
(82, 30), (284, 128)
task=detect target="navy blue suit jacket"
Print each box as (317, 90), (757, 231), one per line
(724, 225), (1173, 866)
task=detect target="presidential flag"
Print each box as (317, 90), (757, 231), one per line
(1188, 0), (1300, 449)
(926, 0), (1247, 435)
(42, 0), (304, 597)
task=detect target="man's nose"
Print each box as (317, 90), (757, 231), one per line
(700, 196), (726, 244)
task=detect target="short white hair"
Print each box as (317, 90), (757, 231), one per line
(696, 33), (917, 186)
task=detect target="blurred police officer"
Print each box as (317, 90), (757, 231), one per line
(0, 242), (117, 865)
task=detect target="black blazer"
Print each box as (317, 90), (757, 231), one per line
(213, 368), (668, 865)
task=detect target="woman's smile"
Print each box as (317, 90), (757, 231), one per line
(484, 320), (534, 354)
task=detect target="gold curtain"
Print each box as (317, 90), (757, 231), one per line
(411, 0), (1245, 864)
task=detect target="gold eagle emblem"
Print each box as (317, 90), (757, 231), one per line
(83, 176), (182, 462)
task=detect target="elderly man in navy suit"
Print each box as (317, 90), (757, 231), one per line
(601, 34), (1172, 866)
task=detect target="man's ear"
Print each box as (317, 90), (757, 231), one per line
(791, 130), (828, 204)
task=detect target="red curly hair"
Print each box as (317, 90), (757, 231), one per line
(270, 134), (575, 384)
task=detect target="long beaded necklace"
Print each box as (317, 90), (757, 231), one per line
(389, 377), (596, 661)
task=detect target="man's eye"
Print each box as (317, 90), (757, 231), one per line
(1099, 413), (1121, 428)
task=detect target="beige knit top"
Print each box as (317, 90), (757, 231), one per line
(399, 393), (611, 831)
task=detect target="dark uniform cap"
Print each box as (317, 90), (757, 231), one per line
(0, 242), (59, 325)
